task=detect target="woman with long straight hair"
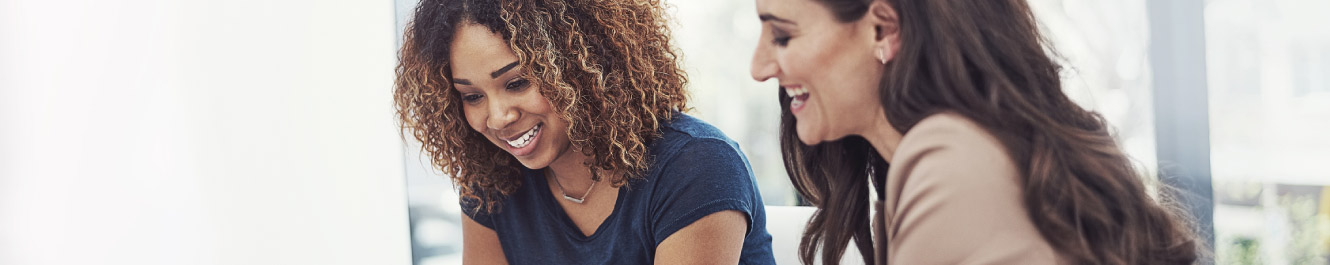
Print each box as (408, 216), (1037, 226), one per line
(749, 0), (1202, 264)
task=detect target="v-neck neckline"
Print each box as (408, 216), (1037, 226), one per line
(532, 169), (626, 241)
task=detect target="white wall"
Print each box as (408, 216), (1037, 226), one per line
(0, 0), (411, 265)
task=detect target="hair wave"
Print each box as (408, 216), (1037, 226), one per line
(783, 0), (1202, 264)
(395, 0), (688, 213)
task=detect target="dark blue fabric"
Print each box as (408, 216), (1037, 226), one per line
(462, 113), (776, 265)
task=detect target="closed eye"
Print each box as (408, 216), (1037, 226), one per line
(771, 28), (791, 47)
(461, 93), (484, 104)
(505, 78), (530, 91)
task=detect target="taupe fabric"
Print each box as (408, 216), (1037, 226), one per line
(873, 113), (1064, 265)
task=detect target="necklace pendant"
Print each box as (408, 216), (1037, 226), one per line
(562, 194), (586, 204)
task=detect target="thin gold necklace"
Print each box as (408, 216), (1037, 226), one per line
(549, 170), (597, 204)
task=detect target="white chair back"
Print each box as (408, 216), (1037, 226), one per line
(764, 205), (867, 265)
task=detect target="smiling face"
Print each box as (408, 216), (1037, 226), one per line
(451, 23), (575, 170)
(750, 0), (892, 145)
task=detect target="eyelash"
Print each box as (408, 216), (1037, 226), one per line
(771, 29), (792, 47)
(506, 78), (529, 91)
(459, 78), (530, 104)
(461, 94), (483, 103)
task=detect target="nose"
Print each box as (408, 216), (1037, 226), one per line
(750, 42), (779, 82)
(486, 95), (519, 132)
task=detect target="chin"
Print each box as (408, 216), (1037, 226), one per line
(514, 158), (540, 169)
(796, 122), (825, 146)
(797, 120), (857, 146)
(512, 152), (553, 170)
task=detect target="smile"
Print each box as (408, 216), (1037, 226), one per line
(785, 85), (809, 113)
(505, 123), (541, 149)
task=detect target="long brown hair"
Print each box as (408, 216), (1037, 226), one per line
(395, 0), (688, 214)
(781, 0), (1201, 264)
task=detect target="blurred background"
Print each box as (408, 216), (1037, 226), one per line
(4, 0), (1328, 264)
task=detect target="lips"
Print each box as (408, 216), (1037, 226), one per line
(784, 85), (809, 114)
(503, 123), (541, 148)
(498, 123), (542, 157)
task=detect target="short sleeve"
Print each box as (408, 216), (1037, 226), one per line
(459, 192), (497, 230)
(648, 138), (759, 246)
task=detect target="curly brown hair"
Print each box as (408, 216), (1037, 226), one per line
(395, 0), (689, 214)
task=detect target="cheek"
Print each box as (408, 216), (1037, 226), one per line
(521, 91), (558, 116)
(778, 50), (815, 81)
(780, 40), (838, 83)
(523, 93), (570, 138)
(461, 105), (488, 133)
(810, 40), (877, 97)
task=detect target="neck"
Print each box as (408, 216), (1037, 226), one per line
(861, 110), (904, 163)
(546, 150), (596, 197)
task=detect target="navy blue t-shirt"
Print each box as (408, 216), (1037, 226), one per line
(462, 114), (776, 264)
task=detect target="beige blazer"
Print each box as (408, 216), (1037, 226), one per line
(873, 113), (1065, 264)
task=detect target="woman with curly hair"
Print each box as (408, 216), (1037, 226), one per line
(395, 0), (776, 264)
(750, 0), (1202, 264)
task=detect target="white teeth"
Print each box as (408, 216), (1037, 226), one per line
(785, 87), (809, 97)
(505, 124), (541, 148)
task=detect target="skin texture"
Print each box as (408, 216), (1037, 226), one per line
(654, 210), (747, 265)
(461, 215), (508, 265)
(450, 24), (578, 174)
(750, 0), (903, 154)
(452, 22), (745, 264)
(751, 1), (904, 263)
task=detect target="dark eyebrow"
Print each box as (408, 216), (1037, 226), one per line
(758, 13), (795, 24)
(490, 61), (519, 78)
(453, 61), (518, 85)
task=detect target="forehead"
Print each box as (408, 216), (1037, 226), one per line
(449, 23), (518, 80)
(756, 0), (824, 20)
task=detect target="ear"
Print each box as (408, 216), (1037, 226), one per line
(865, 0), (901, 63)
